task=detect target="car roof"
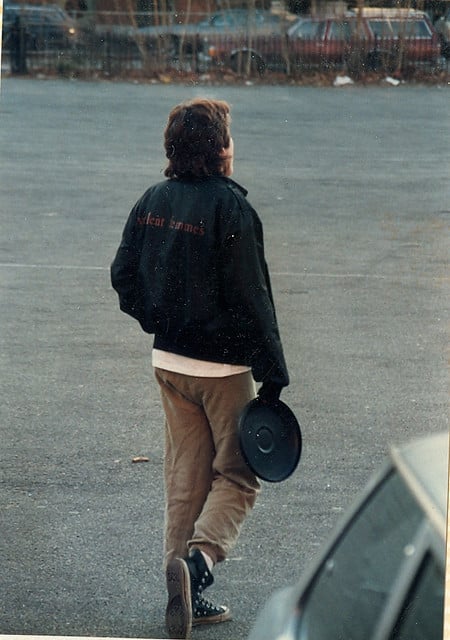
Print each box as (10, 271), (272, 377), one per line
(5, 3), (62, 10)
(291, 10), (428, 22)
(390, 431), (448, 539)
(357, 7), (428, 17)
(211, 9), (272, 14)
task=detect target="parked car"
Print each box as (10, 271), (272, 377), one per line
(247, 431), (447, 640)
(434, 8), (450, 57)
(195, 9), (284, 33)
(204, 8), (441, 74)
(355, 7), (442, 71)
(199, 10), (287, 74)
(2, 3), (80, 51)
(133, 8), (284, 64)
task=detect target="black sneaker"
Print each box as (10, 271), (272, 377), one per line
(165, 557), (192, 639)
(184, 548), (214, 594)
(192, 594), (231, 626)
(187, 549), (231, 627)
(165, 549), (231, 637)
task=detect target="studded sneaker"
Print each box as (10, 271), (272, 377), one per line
(187, 549), (231, 626)
(165, 548), (231, 638)
(165, 556), (192, 639)
(192, 594), (231, 626)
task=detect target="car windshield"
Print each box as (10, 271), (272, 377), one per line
(209, 13), (246, 27)
(297, 471), (426, 640)
(391, 552), (444, 639)
(207, 10), (277, 28)
(15, 8), (67, 24)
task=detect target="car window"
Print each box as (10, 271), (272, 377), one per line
(390, 553), (444, 639)
(291, 21), (326, 39)
(389, 19), (431, 37)
(367, 18), (431, 38)
(41, 14), (53, 26)
(4, 8), (14, 20)
(44, 10), (64, 23)
(55, 8), (68, 20)
(211, 15), (236, 28)
(367, 19), (393, 37)
(210, 12), (246, 28)
(328, 20), (356, 40)
(30, 10), (46, 23)
(251, 13), (266, 25)
(297, 471), (424, 640)
(209, 11), (278, 29)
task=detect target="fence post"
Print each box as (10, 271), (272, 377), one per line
(10, 16), (28, 74)
(105, 29), (112, 75)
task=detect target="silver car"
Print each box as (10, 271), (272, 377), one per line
(248, 431), (447, 640)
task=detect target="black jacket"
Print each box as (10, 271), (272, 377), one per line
(111, 175), (289, 387)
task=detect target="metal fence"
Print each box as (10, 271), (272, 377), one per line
(3, 10), (447, 79)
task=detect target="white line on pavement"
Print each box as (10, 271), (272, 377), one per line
(0, 263), (446, 282)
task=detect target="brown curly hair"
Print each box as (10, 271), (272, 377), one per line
(164, 98), (231, 178)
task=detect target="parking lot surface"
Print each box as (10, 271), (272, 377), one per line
(0, 78), (449, 639)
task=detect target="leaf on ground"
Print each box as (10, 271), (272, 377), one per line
(132, 455), (150, 463)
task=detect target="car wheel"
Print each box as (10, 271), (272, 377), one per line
(230, 50), (266, 75)
(30, 33), (41, 51)
(442, 41), (450, 58)
(3, 30), (12, 50)
(366, 50), (398, 74)
(345, 50), (366, 76)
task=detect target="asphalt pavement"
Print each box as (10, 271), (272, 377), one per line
(0, 78), (449, 640)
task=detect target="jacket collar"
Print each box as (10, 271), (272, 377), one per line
(173, 175), (248, 197)
(223, 176), (248, 197)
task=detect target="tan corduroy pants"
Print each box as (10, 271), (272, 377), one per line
(154, 368), (261, 567)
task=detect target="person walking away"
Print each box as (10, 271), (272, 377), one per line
(111, 98), (289, 639)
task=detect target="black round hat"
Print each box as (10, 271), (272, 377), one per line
(238, 397), (302, 482)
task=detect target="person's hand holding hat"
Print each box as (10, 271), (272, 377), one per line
(257, 380), (283, 405)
